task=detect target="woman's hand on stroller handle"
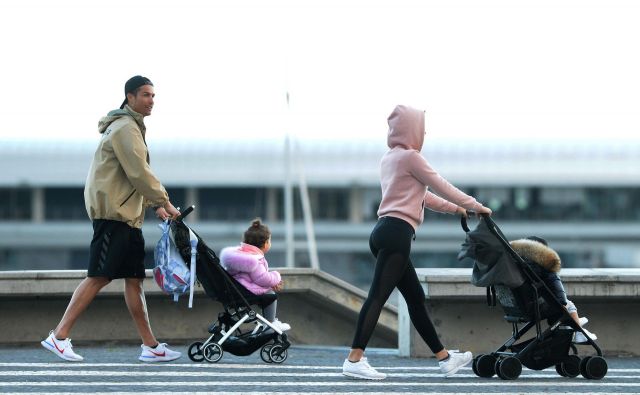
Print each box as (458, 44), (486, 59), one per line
(460, 207), (492, 232)
(457, 206), (492, 219)
(475, 206), (493, 216)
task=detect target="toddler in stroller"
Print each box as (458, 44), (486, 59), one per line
(170, 207), (291, 364)
(510, 236), (597, 344)
(459, 214), (608, 380)
(219, 218), (291, 334)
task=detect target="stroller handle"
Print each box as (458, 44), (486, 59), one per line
(176, 205), (195, 222)
(460, 211), (491, 232)
(461, 213), (528, 266)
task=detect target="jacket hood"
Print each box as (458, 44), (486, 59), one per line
(97, 105), (145, 134)
(510, 238), (562, 273)
(387, 105), (425, 151)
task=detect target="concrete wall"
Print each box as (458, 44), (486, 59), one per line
(4, 267), (638, 358)
(0, 269), (398, 348)
(398, 268), (640, 357)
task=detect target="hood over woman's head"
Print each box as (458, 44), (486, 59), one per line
(387, 105), (425, 151)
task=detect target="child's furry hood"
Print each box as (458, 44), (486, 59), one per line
(509, 238), (562, 273)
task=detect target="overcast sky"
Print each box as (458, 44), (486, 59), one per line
(1, 0), (639, 143)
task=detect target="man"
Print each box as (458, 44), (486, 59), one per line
(41, 75), (182, 362)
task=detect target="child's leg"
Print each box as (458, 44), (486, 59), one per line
(567, 299), (597, 342)
(263, 300), (277, 322)
(565, 300), (580, 326)
(260, 291), (278, 321)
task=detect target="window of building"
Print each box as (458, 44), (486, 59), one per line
(362, 188), (381, 221)
(44, 187), (86, 220)
(0, 188), (31, 220)
(539, 188), (587, 220)
(198, 187), (267, 221)
(585, 187), (640, 221)
(271, 187), (350, 221)
(313, 188), (349, 220)
(274, 188), (304, 221)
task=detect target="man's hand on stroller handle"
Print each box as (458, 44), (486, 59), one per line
(155, 201), (181, 221)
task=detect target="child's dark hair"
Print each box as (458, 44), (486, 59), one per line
(243, 218), (271, 248)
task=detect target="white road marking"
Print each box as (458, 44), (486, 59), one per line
(18, 393), (640, 395)
(0, 370), (638, 379)
(0, 362), (637, 373)
(1, 381), (639, 387)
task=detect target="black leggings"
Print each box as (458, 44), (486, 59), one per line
(351, 216), (445, 353)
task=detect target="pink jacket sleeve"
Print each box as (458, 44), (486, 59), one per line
(424, 190), (459, 214)
(248, 257), (281, 289)
(220, 248), (281, 288)
(408, 152), (484, 212)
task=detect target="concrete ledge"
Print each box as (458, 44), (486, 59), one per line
(399, 268), (640, 357)
(0, 269), (397, 348)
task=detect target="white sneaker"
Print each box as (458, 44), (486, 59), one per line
(342, 357), (387, 380)
(271, 319), (291, 332)
(574, 328), (597, 344)
(139, 343), (182, 362)
(439, 350), (472, 377)
(579, 317), (589, 327)
(40, 331), (83, 362)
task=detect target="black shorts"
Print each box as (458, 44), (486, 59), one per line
(88, 219), (146, 280)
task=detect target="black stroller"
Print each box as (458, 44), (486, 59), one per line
(458, 214), (607, 380)
(170, 206), (291, 364)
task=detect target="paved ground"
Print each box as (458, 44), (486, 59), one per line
(1, 343), (639, 394)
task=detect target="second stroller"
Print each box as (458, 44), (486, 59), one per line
(170, 206), (291, 364)
(458, 214), (607, 380)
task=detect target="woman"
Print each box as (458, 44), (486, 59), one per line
(342, 105), (492, 380)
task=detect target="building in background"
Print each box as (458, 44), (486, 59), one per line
(1, 137), (639, 291)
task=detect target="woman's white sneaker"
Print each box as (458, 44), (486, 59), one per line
(439, 350), (472, 377)
(139, 343), (182, 362)
(342, 357), (387, 380)
(40, 331), (83, 362)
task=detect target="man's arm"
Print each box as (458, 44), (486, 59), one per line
(111, 125), (169, 207)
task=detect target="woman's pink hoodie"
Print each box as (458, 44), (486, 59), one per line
(220, 243), (281, 295)
(377, 105), (485, 230)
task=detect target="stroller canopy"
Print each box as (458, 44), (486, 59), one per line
(458, 217), (525, 288)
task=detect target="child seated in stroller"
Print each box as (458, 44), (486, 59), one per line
(220, 218), (291, 333)
(510, 236), (597, 344)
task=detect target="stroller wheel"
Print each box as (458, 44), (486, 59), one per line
(260, 344), (273, 363)
(495, 356), (521, 380)
(476, 354), (497, 378)
(187, 341), (205, 362)
(203, 343), (224, 363)
(472, 355), (480, 376)
(268, 344), (288, 364)
(581, 356), (608, 380)
(559, 355), (581, 378)
(580, 356), (591, 378)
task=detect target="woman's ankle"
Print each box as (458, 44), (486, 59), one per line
(348, 348), (364, 362)
(435, 349), (449, 361)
